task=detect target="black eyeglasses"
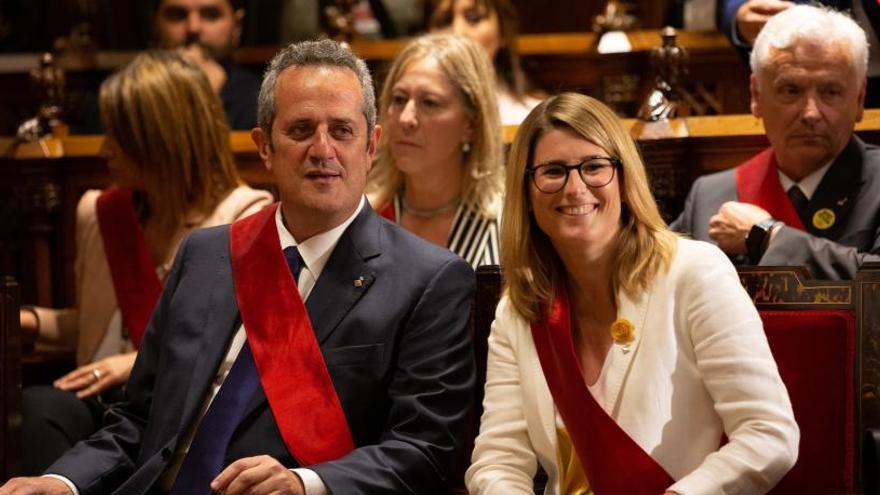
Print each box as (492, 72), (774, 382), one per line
(526, 156), (621, 194)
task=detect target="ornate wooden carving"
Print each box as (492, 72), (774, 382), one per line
(737, 266), (853, 307)
(592, 1), (638, 32)
(17, 53), (66, 143)
(858, 264), (880, 437)
(639, 27), (688, 121)
(324, 0), (360, 43)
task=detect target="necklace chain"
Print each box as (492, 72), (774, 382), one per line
(400, 195), (461, 219)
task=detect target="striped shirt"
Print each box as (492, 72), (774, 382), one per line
(381, 195), (500, 268)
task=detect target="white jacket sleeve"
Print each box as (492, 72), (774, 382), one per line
(669, 244), (799, 495)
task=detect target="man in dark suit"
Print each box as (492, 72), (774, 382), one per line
(671, 5), (880, 280)
(0, 39), (475, 495)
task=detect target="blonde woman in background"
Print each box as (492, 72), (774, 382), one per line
(20, 50), (272, 474)
(368, 33), (503, 268)
(466, 93), (798, 494)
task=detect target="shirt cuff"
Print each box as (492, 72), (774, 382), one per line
(42, 474), (78, 495)
(292, 468), (328, 495)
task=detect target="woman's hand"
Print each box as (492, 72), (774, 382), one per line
(54, 351), (137, 398)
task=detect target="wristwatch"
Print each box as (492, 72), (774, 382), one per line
(746, 218), (780, 264)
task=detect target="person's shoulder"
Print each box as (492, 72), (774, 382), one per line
(224, 63), (261, 95)
(860, 138), (880, 169)
(184, 222), (233, 254)
(214, 185), (274, 221)
(76, 189), (102, 218)
(378, 215), (469, 271)
(693, 166), (737, 189)
(74, 189), (104, 239)
(669, 237), (735, 278)
(683, 167), (738, 210)
(225, 184), (274, 202)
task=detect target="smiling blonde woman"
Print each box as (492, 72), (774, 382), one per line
(466, 92), (799, 494)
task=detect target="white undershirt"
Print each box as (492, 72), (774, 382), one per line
(49, 197), (365, 495)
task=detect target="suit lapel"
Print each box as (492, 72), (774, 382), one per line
(603, 287), (653, 417)
(805, 137), (864, 238)
(239, 206), (384, 418)
(306, 205), (382, 345)
(176, 237), (244, 437)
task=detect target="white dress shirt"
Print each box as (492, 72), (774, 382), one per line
(778, 160), (833, 200)
(49, 197), (365, 495)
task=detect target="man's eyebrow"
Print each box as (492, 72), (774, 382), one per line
(329, 117), (357, 127)
(161, 5), (187, 15)
(284, 118), (314, 128)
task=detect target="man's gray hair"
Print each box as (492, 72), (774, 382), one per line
(750, 5), (868, 86)
(257, 39), (377, 143)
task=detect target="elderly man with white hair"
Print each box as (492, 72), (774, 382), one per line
(672, 4), (879, 280)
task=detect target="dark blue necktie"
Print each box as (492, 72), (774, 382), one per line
(788, 185), (809, 215)
(284, 245), (303, 282)
(170, 246), (303, 494)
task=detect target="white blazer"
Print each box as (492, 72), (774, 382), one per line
(466, 239), (799, 495)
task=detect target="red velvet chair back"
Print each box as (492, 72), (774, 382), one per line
(762, 309), (856, 494)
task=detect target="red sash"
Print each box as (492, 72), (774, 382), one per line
(229, 203), (354, 465)
(95, 187), (162, 349)
(734, 149), (805, 231)
(530, 284), (674, 494)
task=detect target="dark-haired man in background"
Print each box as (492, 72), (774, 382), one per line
(153, 0), (260, 129)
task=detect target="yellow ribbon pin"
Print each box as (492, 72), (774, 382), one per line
(812, 208), (836, 230)
(609, 318), (635, 346)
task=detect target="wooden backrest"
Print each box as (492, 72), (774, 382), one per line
(472, 265), (503, 416)
(0, 276), (22, 481)
(449, 265), (503, 493)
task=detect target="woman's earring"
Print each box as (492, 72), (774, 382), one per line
(462, 141), (471, 154)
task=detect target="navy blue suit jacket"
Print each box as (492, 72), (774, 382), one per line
(47, 205), (477, 494)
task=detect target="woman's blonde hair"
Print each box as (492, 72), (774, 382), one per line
(501, 92), (678, 322)
(99, 50), (241, 239)
(367, 33), (503, 218)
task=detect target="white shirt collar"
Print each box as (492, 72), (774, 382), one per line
(274, 196), (365, 299)
(777, 160), (833, 200)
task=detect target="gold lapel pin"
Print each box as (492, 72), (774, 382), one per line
(812, 208), (836, 230)
(353, 276), (365, 288)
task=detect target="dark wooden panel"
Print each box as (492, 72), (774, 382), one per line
(0, 29), (749, 135)
(0, 276), (22, 481)
(3, 109), (880, 312)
